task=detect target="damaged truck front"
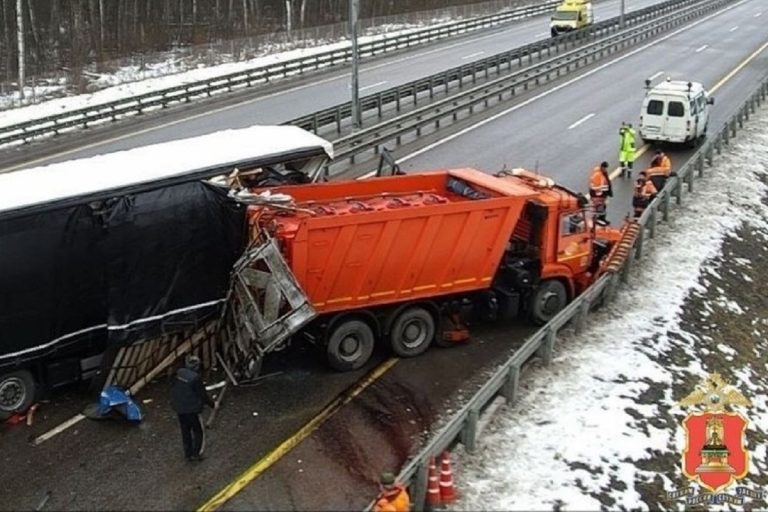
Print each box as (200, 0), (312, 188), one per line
(0, 125), (332, 419)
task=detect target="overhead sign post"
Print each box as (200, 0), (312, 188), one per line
(350, 0), (362, 130)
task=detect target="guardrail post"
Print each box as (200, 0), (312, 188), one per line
(661, 188), (671, 222)
(634, 224), (645, 260)
(502, 365), (520, 404)
(674, 176), (683, 205)
(410, 460), (429, 512)
(648, 207), (657, 238)
(696, 153), (705, 178)
(462, 408), (479, 454)
(705, 144), (714, 166)
(575, 298), (591, 334)
(605, 273), (620, 302)
(731, 118), (737, 138)
(537, 327), (556, 366)
(686, 166), (694, 192)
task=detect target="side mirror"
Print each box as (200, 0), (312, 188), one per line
(707, 97), (715, 105)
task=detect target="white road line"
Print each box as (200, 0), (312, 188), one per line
(536, 31), (551, 37)
(649, 71), (664, 80)
(567, 113), (595, 129)
(462, 51), (486, 60)
(358, 81), (388, 91)
(755, 12), (763, 17)
(695, 44), (709, 53)
(396, 0), (750, 164)
(729, 25), (739, 32)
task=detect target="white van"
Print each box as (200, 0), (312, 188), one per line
(638, 79), (714, 147)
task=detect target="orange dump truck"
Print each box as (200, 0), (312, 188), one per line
(221, 168), (634, 378)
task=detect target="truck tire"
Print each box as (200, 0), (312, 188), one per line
(0, 370), (36, 420)
(529, 280), (567, 325)
(326, 319), (375, 372)
(389, 307), (435, 358)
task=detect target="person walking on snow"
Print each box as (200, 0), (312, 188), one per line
(619, 122), (637, 178)
(170, 354), (215, 461)
(374, 472), (411, 512)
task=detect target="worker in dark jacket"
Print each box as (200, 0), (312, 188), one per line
(170, 355), (215, 461)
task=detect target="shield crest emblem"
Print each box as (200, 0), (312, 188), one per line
(682, 412), (749, 493)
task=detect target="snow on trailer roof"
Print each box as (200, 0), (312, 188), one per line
(0, 125), (333, 215)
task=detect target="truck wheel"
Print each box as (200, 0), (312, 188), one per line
(389, 307), (435, 358)
(0, 370), (36, 420)
(530, 280), (567, 325)
(326, 319), (375, 372)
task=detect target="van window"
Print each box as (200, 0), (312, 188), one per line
(668, 101), (685, 117)
(647, 100), (664, 115)
(690, 100), (697, 115)
(697, 95), (707, 111)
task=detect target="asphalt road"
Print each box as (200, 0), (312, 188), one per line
(2, 1), (767, 510)
(3, 0), (667, 167)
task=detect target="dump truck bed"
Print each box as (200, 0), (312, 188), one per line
(249, 169), (537, 315)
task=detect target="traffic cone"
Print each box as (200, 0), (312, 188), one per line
(438, 451), (457, 504)
(425, 456), (442, 510)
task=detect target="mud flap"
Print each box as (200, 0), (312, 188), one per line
(219, 237), (316, 382)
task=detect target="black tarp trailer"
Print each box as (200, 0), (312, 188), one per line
(0, 125), (333, 419)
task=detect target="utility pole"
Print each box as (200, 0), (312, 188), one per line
(620, 0), (625, 28)
(16, 0), (25, 100)
(349, 0), (361, 130)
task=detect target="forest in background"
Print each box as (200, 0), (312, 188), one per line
(0, 0), (529, 96)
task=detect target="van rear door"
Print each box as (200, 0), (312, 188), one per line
(641, 97), (665, 139)
(664, 98), (688, 141)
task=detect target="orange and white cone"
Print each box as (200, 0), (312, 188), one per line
(439, 451), (457, 504)
(425, 456), (442, 510)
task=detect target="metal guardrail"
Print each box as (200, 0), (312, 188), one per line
(289, 0), (702, 137)
(331, 0), (736, 169)
(0, 0), (560, 148)
(373, 73), (768, 512)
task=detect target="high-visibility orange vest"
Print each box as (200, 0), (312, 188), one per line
(589, 167), (609, 194)
(649, 154), (672, 175)
(634, 180), (657, 199)
(374, 486), (411, 512)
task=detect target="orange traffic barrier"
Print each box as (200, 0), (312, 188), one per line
(425, 456), (442, 510)
(439, 451), (457, 504)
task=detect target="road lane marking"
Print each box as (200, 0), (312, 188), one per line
(397, 0), (750, 164)
(607, 39), (768, 181)
(536, 31), (551, 37)
(197, 357), (399, 511)
(462, 51), (486, 60)
(695, 44), (709, 52)
(358, 81), (388, 91)
(649, 71), (664, 80)
(755, 12), (762, 17)
(729, 25), (739, 32)
(568, 113), (596, 129)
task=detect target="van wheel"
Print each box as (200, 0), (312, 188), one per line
(0, 370), (36, 420)
(326, 319), (375, 372)
(529, 280), (567, 325)
(389, 307), (435, 358)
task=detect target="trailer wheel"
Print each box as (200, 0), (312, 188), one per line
(326, 319), (375, 372)
(530, 280), (567, 325)
(0, 370), (36, 420)
(389, 307), (435, 358)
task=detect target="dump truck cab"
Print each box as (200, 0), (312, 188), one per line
(550, 0), (593, 37)
(491, 169), (620, 324)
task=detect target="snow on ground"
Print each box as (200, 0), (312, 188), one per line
(448, 108), (768, 511)
(0, 18), (462, 126)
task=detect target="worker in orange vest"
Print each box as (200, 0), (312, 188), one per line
(646, 150), (674, 191)
(632, 171), (658, 218)
(374, 472), (411, 512)
(589, 161), (613, 223)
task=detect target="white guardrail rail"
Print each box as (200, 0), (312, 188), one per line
(363, 73), (768, 512)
